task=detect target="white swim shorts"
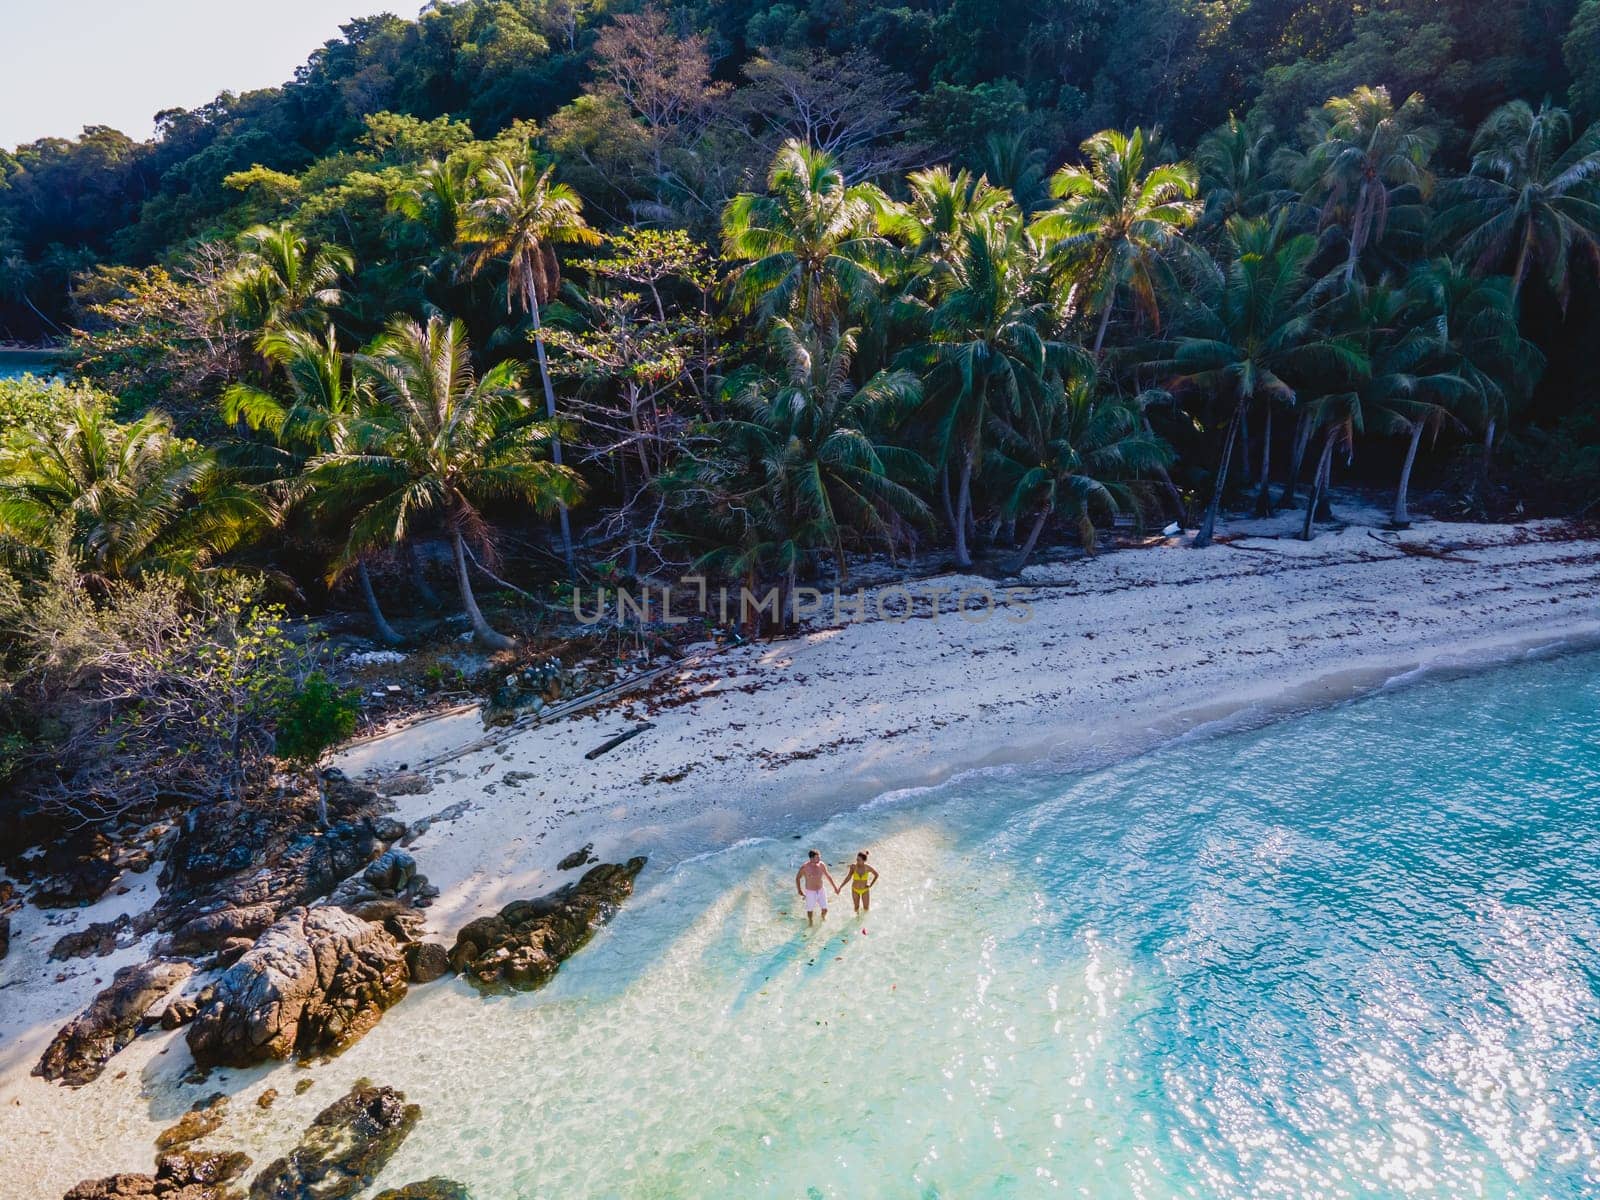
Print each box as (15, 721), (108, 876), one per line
(804, 887), (828, 913)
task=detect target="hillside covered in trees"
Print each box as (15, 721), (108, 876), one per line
(5, 0), (1600, 814)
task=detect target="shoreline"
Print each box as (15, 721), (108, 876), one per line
(3, 510), (1600, 1194)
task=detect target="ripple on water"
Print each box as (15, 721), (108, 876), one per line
(181, 651), (1600, 1198)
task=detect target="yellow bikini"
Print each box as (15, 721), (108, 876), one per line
(851, 863), (872, 894)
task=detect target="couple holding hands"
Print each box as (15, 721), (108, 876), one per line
(794, 849), (879, 925)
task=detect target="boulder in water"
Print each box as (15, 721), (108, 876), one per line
(186, 907), (407, 1068)
(247, 1081), (420, 1199)
(449, 859), (645, 992)
(63, 1147), (251, 1199)
(372, 1181), (472, 1199)
(35, 960), (193, 1086)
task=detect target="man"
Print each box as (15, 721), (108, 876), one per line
(795, 849), (839, 926)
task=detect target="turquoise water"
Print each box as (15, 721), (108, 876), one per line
(372, 649), (1600, 1198)
(0, 356), (59, 381)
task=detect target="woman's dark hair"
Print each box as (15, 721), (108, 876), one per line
(857, 850), (868, 860)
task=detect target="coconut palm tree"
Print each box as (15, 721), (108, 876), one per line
(712, 320), (928, 587)
(721, 140), (893, 328)
(223, 223), (354, 332)
(1433, 99), (1600, 305)
(1030, 127), (1201, 356)
(1405, 258), (1544, 513)
(907, 215), (1082, 567)
(306, 314), (583, 650)
(1158, 215), (1362, 547)
(460, 151), (600, 575)
(1291, 86), (1436, 288)
(0, 395), (265, 585)
(221, 325), (404, 645)
(988, 369), (1173, 573)
(887, 165), (1017, 271)
(389, 155), (481, 291)
(1196, 114), (1288, 230)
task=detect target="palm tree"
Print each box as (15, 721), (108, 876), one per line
(887, 166), (1016, 272)
(721, 140), (893, 327)
(712, 320), (928, 587)
(0, 396), (264, 585)
(1434, 99), (1600, 305)
(223, 223), (354, 332)
(1292, 86), (1435, 288)
(1196, 114), (1287, 230)
(908, 216), (1080, 567)
(222, 325), (403, 645)
(989, 370), (1173, 573)
(306, 314), (583, 650)
(389, 155), (480, 290)
(1406, 258), (1544, 513)
(1030, 127), (1201, 355)
(1159, 216), (1361, 547)
(980, 132), (1049, 216)
(460, 151), (600, 576)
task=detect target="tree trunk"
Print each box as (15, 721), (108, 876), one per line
(1281, 410), (1313, 508)
(1478, 416), (1498, 510)
(403, 541), (442, 609)
(952, 451), (974, 568)
(1301, 430), (1338, 541)
(1193, 401), (1243, 549)
(1092, 301), (1114, 357)
(527, 291), (577, 578)
(1239, 403), (1254, 486)
(356, 561), (404, 647)
(1009, 507), (1050, 574)
(1343, 180), (1369, 288)
(1392, 420), (1424, 527)
(452, 530), (515, 650)
(939, 461), (958, 542)
(1253, 404), (1274, 517)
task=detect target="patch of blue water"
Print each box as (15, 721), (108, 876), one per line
(377, 649), (1600, 1199)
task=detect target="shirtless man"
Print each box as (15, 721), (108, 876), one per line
(795, 850), (839, 926)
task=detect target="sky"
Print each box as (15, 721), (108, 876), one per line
(0, 0), (391, 150)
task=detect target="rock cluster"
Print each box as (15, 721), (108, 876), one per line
(34, 960), (194, 1087)
(450, 858), (646, 992)
(62, 1148), (252, 1200)
(186, 907), (408, 1069)
(248, 1081), (420, 1200)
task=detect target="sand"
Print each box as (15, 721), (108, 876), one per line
(2, 507), (1599, 1196)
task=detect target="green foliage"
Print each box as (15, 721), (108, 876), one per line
(274, 670), (360, 768)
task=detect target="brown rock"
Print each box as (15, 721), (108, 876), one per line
(186, 908), (407, 1069)
(404, 942), (451, 984)
(160, 998), (199, 1031)
(49, 915), (133, 961)
(247, 1081), (420, 1200)
(449, 859), (645, 992)
(162, 905), (278, 957)
(155, 1094), (228, 1151)
(35, 961), (194, 1087)
(255, 1089), (277, 1110)
(372, 1181), (472, 1200)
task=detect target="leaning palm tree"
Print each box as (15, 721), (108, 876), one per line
(0, 395), (265, 585)
(1291, 86), (1436, 288)
(223, 222), (354, 332)
(1157, 216), (1362, 547)
(305, 314), (583, 650)
(1433, 99), (1600, 305)
(222, 325), (403, 645)
(906, 215), (1082, 567)
(1030, 127), (1202, 355)
(989, 370), (1173, 573)
(721, 140), (894, 328)
(714, 320), (929, 586)
(460, 151), (600, 575)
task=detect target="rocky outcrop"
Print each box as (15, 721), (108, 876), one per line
(50, 914), (133, 961)
(147, 773), (400, 945)
(35, 960), (194, 1086)
(372, 1181), (472, 1200)
(155, 1095), (229, 1152)
(247, 1081), (420, 1200)
(404, 942), (450, 984)
(186, 907), (407, 1068)
(449, 858), (646, 992)
(63, 1149), (251, 1200)
(0, 912), (9, 961)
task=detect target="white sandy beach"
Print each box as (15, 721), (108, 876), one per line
(3, 507), (1600, 1197)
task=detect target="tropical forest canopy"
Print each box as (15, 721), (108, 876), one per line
(5, 0), (1600, 815)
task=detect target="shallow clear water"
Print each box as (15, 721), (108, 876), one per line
(0, 358), (57, 382)
(368, 649), (1600, 1199)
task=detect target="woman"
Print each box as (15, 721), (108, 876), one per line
(841, 850), (879, 914)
